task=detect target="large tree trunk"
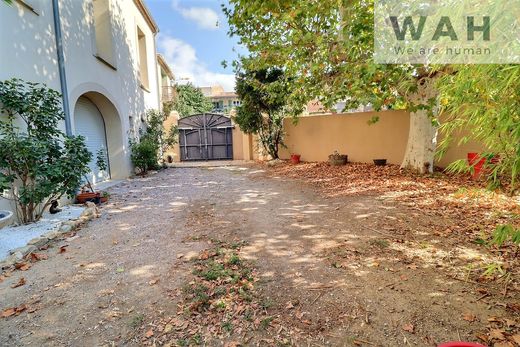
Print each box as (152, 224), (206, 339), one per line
(400, 78), (438, 174)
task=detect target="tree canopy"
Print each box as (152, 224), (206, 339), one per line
(168, 83), (213, 118)
(234, 63), (303, 159)
(224, 0), (519, 182)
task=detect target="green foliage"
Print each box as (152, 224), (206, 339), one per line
(234, 63), (304, 159)
(96, 148), (107, 172)
(130, 139), (157, 176)
(130, 109), (178, 175)
(491, 224), (520, 247)
(224, 1), (520, 179)
(437, 65), (520, 191)
(224, 1), (436, 113)
(166, 83), (212, 118)
(0, 79), (92, 223)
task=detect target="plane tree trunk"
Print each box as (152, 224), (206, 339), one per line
(400, 77), (438, 174)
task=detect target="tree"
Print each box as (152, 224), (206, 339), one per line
(234, 63), (304, 159)
(130, 109), (178, 175)
(224, 0), (443, 173)
(167, 83), (213, 118)
(0, 79), (92, 223)
(437, 65), (520, 192)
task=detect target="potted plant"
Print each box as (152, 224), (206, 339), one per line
(100, 191), (110, 203)
(373, 159), (387, 166)
(290, 154), (301, 164)
(328, 150), (348, 166)
(75, 181), (100, 204)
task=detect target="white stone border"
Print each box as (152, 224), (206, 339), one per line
(0, 202), (100, 270)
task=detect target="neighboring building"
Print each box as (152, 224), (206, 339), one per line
(1, 0), (165, 185)
(157, 53), (175, 106)
(200, 85), (241, 114)
(0, 0), (174, 215)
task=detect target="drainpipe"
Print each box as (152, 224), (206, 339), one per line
(51, 0), (72, 136)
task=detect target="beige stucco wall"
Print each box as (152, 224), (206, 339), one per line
(163, 111), (180, 163)
(279, 111), (411, 164)
(0, 0), (161, 218)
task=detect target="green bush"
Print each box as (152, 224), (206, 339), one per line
(0, 79), (91, 223)
(130, 139), (158, 175)
(129, 109), (178, 175)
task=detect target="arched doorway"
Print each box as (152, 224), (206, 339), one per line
(73, 92), (125, 184)
(74, 97), (110, 184)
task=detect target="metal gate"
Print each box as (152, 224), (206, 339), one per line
(178, 113), (234, 161)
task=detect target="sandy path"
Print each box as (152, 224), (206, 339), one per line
(0, 166), (517, 346)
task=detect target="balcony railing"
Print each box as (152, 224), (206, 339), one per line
(162, 86), (176, 102)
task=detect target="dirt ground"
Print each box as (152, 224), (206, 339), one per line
(0, 165), (518, 346)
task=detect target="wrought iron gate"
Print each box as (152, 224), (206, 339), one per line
(178, 113), (234, 161)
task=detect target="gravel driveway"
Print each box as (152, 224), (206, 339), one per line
(0, 166), (517, 346)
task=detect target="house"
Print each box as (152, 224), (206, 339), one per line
(0, 0), (173, 211)
(200, 85), (241, 114)
(157, 54), (176, 107)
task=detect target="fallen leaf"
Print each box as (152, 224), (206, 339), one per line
(15, 262), (31, 271)
(176, 253), (184, 259)
(148, 279), (159, 286)
(116, 268), (124, 273)
(285, 301), (294, 309)
(463, 313), (477, 322)
(58, 245), (68, 254)
(145, 329), (154, 338)
(490, 329), (505, 340)
(199, 250), (210, 260)
(30, 253), (48, 262)
(164, 324), (173, 333)
(402, 323), (415, 333)
(1, 304), (27, 318)
(11, 277), (26, 288)
(1, 308), (15, 318)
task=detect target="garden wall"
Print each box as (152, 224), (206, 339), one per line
(278, 111), (487, 167)
(279, 110), (410, 165)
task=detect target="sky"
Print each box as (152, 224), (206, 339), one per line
(146, 0), (243, 92)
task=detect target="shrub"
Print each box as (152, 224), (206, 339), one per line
(130, 109), (178, 175)
(0, 79), (92, 223)
(130, 139), (158, 175)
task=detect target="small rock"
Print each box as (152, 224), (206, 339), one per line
(59, 224), (73, 234)
(27, 236), (48, 248)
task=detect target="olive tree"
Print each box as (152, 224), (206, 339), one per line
(234, 63), (304, 159)
(0, 79), (92, 223)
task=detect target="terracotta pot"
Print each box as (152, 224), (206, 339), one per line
(290, 154), (301, 164)
(76, 192), (100, 204)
